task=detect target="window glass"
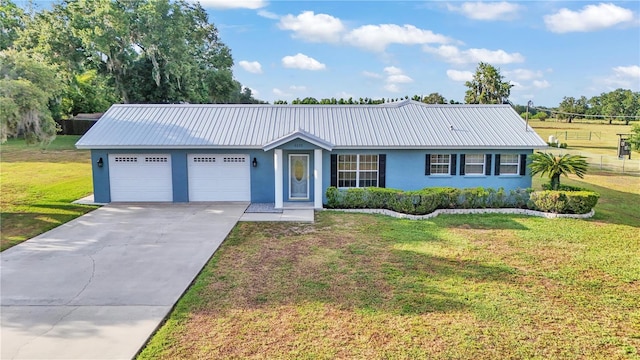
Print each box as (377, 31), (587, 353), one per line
(430, 154), (450, 175)
(337, 154), (379, 188)
(500, 154), (519, 175)
(465, 154), (484, 175)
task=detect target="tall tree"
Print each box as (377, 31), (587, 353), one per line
(0, 50), (63, 143)
(464, 62), (513, 104)
(557, 96), (587, 123)
(14, 0), (260, 106)
(0, 0), (24, 50)
(422, 92), (447, 104)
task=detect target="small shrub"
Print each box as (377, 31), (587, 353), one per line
(559, 142), (568, 149)
(530, 191), (568, 213)
(530, 190), (599, 214)
(565, 191), (600, 214)
(326, 186), (340, 208)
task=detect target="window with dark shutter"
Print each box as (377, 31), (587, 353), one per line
(330, 154), (337, 187)
(494, 154), (501, 175)
(459, 154), (466, 175)
(378, 154), (386, 188)
(519, 154), (527, 175)
(485, 154), (492, 176)
(425, 154), (431, 175)
(450, 154), (457, 175)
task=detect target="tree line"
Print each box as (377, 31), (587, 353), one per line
(0, 0), (264, 144)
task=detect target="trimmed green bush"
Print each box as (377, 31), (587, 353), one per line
(325, 186), (597, 215)
(324, 186), (555, 215)
(529, 190), (599, 214)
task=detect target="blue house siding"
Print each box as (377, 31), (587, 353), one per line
(91, 150), (111, 203)
(321, 149), (533, 203)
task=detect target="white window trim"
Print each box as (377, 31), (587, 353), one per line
(464, 154), (485, 176)
(430, 154), (450, 176)
(337, 154), (379, 188)
(499, 154), (520, 176)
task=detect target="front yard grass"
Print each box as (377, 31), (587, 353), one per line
(0, 136), (95, 250)
(138, 173), (640, 359)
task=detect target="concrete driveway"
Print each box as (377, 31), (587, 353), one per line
(1, 203), (247, 360)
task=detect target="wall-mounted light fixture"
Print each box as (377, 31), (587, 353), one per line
(97, 157), (104, 168)
(252, 157), (258, 167)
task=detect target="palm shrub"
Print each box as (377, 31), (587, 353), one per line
(529, 152), (588, 190)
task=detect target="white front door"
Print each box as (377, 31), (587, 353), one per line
(289, 154), (309, 200)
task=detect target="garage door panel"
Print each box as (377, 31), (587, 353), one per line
(188, 154), (250, 202)
(109, 154), (173, 202)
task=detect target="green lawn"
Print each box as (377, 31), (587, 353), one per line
(0, 136), (96, 250)
(138, 170), (640, 359)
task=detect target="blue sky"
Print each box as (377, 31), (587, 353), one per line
(201, 0), (640, 106)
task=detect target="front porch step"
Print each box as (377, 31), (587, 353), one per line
(282, 202), (315, 209)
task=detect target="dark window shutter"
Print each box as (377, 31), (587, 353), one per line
(494, 154), (501, 175)
(425, 154), (431, 175)
(450, 154), (457, 175)
(459, 154), (466, 175)
(485, 154), (492, 176)
(330, 154), (337, 187)
(519, 154), (527, 175)
(378, 154), (386, 188)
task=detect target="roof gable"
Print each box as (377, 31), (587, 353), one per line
(262, 129), (334, 151)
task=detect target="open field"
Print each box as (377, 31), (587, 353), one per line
(528, 119), (639, 173)
(0, 136), (96, 250)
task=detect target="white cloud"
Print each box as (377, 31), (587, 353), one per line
(344, 24), (450, 52)
(424, 45), (524, 64)
(598, 65), (640, 90)
(505, 68), (544, 81)
(380, 66), (413, 93)
(257, 9), (278, 19)
(533, 80), (551, 89)
(278, 11), (345, 43)
(384, 84), (401, 93)
(446, 69), (473, 82)
(613, 65), (640, 78)
(244, 86), (259, 96)
(510, 81), (524, 89)
(362, 71), (383, 79)
(289, 85), (307, 91)
(544, 3), (634, 33)
(281, 53), (326, 71)
(238, 60), (263, 74)
(197, 0), (266, 9)
(447, 1), (521, 21)
(272, 88), (291, 97)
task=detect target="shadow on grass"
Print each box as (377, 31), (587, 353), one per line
(197, 214), (519, 317)
(563, 179), (640, 227)
(0, 205), (97, 251)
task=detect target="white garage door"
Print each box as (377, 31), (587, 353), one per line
(108, 154), (173, 202)
(188, 154), (250, 201)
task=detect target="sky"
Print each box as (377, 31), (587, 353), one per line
(198, 0), (640, 106)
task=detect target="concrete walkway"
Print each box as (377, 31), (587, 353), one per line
(1, 203), (247, 360)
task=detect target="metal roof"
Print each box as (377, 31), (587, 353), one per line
(75, 100), (547, 150)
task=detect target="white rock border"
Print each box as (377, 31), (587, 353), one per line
(324, 207), (595, 220)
